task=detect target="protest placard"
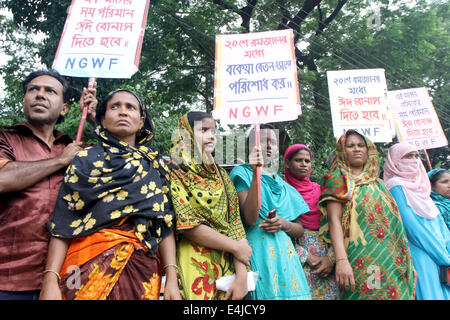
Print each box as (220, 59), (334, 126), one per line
(213, 29), (301, 125)
(327, 68), (394, 143)
(52, 0), (150, 78)
(388, 87), (447, 150)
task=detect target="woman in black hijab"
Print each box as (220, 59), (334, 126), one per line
(40, 90), (180, 300)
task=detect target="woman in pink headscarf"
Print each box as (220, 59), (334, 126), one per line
(284, 144), (339, 300)
(384, 143), (450, 300)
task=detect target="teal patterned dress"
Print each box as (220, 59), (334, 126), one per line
(230, 164), (311, 300)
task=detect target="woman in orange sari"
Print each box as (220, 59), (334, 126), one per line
(40, 90), (180, 300)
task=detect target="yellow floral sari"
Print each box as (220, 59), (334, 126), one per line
(168, 113), (247, 300)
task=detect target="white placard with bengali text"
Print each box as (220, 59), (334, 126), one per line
(327, 68), (393, 143)
(213, 29), (301, 125)
(388, 87), (447, 150)
(52, 0), (150, 78)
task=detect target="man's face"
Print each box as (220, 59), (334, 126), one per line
(23, 75), (68, 126)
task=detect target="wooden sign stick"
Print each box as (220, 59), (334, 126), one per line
(423, 149), (433, 171)
(254, 123), (262, 209)
(75, 77), (96, 142)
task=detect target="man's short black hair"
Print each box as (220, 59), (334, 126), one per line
(22, 69), (72, 124)
(22, 69), (71, 103)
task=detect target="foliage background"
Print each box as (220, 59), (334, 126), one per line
(0, 0), (448, 182)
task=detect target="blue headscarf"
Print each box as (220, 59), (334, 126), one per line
(428, 169), (450, 229)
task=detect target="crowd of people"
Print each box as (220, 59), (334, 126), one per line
(0, 70), (448, 300)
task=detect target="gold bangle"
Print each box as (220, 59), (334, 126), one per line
(326, 255), (334, 265)
(336, 258), (348, 263)
(163, 264), (178, 272)
(42, 269), (61, 284)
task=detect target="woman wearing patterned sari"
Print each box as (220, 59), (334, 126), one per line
(40, 90), (180, 300)
(284, 144), (339, 300)
(318, 130), (415, 300)
(168, 112), (251, 300)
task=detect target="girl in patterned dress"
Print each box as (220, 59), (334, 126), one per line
(168, 112), (251, 300)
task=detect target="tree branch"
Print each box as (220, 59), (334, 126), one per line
(212, 0), (241, 15)
(316, 0), (347, 35)
(275, 0), (291, 29)
(288, 0), (321, 35)
(239, 0), (259, 32)
(213, 0), (259, 32)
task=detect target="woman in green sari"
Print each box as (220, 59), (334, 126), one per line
(168, 112), (251, 300)
(318, 130), (415, 300)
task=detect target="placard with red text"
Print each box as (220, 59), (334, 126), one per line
(213, 29), (301, 125)
(388, 87), (447, 149)
(53, 0), (150, 78)
(327, 68), (393, 143)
